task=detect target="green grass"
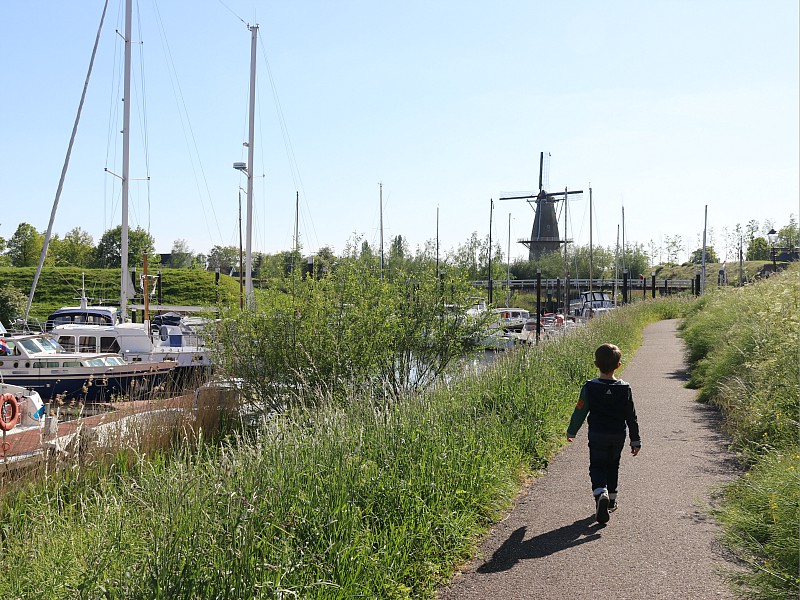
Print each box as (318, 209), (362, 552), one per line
(680, 265), (799, 600)
(0, 297), (684, 598)
(0, 266), (240, 322)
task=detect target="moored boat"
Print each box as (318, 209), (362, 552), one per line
(0, 333), (174, 403)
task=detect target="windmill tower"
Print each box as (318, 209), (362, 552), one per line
(500, 152), (583, 261)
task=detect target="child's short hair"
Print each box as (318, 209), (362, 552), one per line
(595, 343), (622, 373)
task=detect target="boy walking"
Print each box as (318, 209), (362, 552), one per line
(567, 343), (641, 524)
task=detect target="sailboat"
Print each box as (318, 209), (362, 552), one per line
(21, 0), (209, 392)
(578, 187), (614, 319)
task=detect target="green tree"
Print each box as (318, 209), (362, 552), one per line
(7, 222), (44, 267)
(168, 239), (194, 268)
(359, 239), (374, 261)
(52, 227), (94, 267)
(93, 226), (156, 268)
(778, 216), (798, 248)
(663, 235), (684, 264)
(192, 253), (208, 269)
(448, 232), (482, 280)
(745, 219), (760, 242)
(0, 284), (26, 328)
(312, 246), (337, 276)
(689, 246), (719, 264)
(206, 245), (239, 272)
(746, 237), (770, 261)
(214, 260), (485, 410)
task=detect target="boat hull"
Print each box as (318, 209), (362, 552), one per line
(0, 364), (173, 404)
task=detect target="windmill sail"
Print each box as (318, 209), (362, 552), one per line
(499, 152), (582, 261)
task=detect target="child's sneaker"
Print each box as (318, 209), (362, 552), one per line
(608, 498), (617, 512)
(595, 490), (610, 524)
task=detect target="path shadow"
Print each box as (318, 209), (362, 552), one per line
(476, 516), (600, 573)
(667, 368), (690, 382)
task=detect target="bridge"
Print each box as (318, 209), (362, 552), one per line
(472, 277), (694, 293)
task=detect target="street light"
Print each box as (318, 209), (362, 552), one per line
(767, 228), (778, 269)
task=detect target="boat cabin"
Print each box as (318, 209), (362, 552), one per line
(45, 306), (118, 332)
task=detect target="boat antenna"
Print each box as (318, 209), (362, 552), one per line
(24, 0), (109, 325)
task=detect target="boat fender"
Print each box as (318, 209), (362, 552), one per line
(0, 393), (20, 431)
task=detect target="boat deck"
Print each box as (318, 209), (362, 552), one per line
(1, 394), (194, 469)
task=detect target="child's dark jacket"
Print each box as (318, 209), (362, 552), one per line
(566, 377), (641, 446)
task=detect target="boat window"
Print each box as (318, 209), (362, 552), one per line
(32, 361), (60, 368)
(39, 337), (62, 352)
(79, 336), (97, 353)
(84, 358), (106, 367)
(57, 336), (76, 352)
(19, 339), (45, 354)
(100, 337), (119, 352)
(62, 361), (81, 367)
(106, 357), (125, 366)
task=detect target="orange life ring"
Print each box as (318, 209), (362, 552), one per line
(0, 393), (20, 431)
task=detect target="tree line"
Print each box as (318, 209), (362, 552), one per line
(0, 217), (796, 281)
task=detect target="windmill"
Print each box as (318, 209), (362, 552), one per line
(500, 152), (583, 261)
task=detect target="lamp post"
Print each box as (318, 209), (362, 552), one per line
(767, 228), (778, 270)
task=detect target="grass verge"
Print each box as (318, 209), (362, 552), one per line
(680, 265), (799, 600)
(0, 297), (685, 599)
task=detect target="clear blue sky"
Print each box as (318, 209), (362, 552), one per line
(1, 1), (797, 263)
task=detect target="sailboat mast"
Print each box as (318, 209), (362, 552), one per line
(294, 191), (300, 255)
(488, 199), (493, 305)
(24, 1), (109, 325)
(589, 187), (593, 307)
(435, 206), (439, 275)
(245, 24), (258, 303)
(563, 186), (569, 318)
(379, 183), (384, 280)
(506, 212), (511, 307)
(614, 224), (620, 306)
(120, 0), (132, 321)
(238, 190), (244, 310)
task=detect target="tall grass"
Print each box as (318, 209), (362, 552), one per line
(680, 265), (799, 600)
(0, 298), (685, 599)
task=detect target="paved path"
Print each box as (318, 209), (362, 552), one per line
(439, 320), (740, 600)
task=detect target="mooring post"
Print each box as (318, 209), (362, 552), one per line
(642, 274), (646, 300)
(622, 270), (628, 304)
(536, 269), (542, 345)
(556, 278), (561, 315)
(664, 278), (669, 296)
(651, 272), (656, 299)
(695, 271), (701, 296)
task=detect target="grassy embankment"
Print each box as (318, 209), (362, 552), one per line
(0, 298), (685, 599)
(680, 265), (799, 600)
(0, 266), (240, 322)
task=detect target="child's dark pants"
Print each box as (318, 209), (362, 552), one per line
(588, 432), (626, 494)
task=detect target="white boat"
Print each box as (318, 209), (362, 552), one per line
(0, 382), (46, 433)
(577, 290), (615, 319)
(490, 307), (530, 332)
(0, 333), (174, 403)
(46, 292), (210, 376)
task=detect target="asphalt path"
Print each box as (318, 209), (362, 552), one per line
(438, 319), (740, 600)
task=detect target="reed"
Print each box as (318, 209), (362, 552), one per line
(0, 298), (685, 599)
